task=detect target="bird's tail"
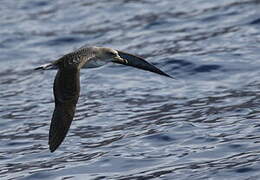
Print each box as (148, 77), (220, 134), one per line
(34, 63), (56, 70)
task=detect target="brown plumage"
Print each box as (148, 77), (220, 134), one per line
(35, 46), (173, 152)
(49, 56), (81, 152)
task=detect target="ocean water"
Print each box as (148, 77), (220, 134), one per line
(1, 0), (260, 179)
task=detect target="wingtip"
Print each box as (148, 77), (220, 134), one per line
(49, 146), (56, 153)
(49, 141), (59, 153)
(50, 149), (55, 153)
(160, 71), (174, 79)
(48, 134), (62, 153)
(117, 51), (174, 79)
(166, 74), (175, 79)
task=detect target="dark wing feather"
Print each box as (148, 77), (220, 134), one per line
(49, 67), (80, 152)
(116, 51), (173, 78)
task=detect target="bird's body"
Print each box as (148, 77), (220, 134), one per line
(35, 46), (172, 152)
(36, 46), (123, 70)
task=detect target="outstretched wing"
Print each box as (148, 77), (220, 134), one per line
(116, 51), (173, 78)
(49, 66), (80, 152)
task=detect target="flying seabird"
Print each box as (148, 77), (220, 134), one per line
(35, 45), (172, 152)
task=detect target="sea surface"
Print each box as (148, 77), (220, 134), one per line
(1, 0), (260, 179)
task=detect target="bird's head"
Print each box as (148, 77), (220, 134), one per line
(95, 47), (128, 64)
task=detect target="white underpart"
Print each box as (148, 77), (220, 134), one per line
(83, 58), (110, 68)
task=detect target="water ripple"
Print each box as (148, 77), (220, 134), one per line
(1, 0), (260, 179)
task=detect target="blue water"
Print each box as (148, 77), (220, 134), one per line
(1, 0), (260, 179)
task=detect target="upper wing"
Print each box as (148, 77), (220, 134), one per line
(49, 66), (80, 152)
(116, 51), (173, 78)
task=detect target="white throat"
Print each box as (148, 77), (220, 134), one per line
(83, 58), (110, 69)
